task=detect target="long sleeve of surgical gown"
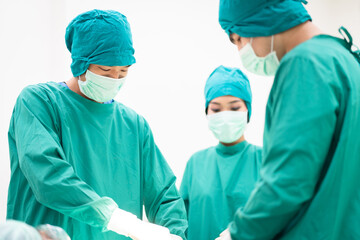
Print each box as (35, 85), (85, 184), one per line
(8, 86), (117, 228)
(229, 35), (360, 239)
(7, 82), (188, 240)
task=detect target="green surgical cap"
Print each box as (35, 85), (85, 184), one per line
(219, 0), (312, 37)
(66, 9), (136, 76)
(0, 220), (42, 240)
(205, 66), (252, 120)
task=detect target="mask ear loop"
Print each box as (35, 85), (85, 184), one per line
(271, 35), (274, 52)
(79, 72), (86, 82)
(250, 38), (253, 46)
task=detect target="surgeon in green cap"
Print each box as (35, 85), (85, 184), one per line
(6, 9), (187, 240)
(216, 0), (360, 239)
(180, 66), (262, 240)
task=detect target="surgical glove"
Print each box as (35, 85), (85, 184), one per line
(107, 208), (172, 240)
(128, 221), (172, 240)
(215, 228), (231, 240)
(171, 234), (183, 240)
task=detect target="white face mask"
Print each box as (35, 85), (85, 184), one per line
(78, 70), (126, 103)
(239, 36), (280, 76)
(207, 111), (247, 144)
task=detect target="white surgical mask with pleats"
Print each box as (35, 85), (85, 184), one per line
(207, 111), (247, 143)
(78, 70), (125, 102)
(239, 36), (280, 76)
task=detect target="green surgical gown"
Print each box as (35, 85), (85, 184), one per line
(7, 82), (188, 240)
(229, 35), (360, 239)
(180, 141), (262, 240)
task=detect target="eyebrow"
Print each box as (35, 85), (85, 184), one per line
(229, 100), (242, 104)
(209, 102), (221, 105)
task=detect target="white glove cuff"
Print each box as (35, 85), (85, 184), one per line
(107, 208), (139, 237)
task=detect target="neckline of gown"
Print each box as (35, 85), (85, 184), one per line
(216, 140), (248, 155)
(50, 81), (117, 113)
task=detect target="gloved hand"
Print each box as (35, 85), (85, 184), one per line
(107, 208), (173, 240)
(215, 228), (232, 240)
(128, 221), (172, 240)
(170, 234), (183, 240)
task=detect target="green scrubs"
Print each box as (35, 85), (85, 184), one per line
(229, 35), (360, 239)
(180, 141), (261, 240)
(7, 82), (187, 240)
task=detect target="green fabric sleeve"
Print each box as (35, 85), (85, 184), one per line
(230, 56), (338, 239)
(141, 120), (188, 240)
(13, 86), (118, 229)
(179, 160), (192, 217)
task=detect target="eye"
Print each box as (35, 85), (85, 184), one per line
(99, 67), (111, 71)
(231, 107), (240, 111)
(232, 36), (241, 45)
(211, 109), (221, 113)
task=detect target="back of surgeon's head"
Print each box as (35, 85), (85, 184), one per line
(0, 220), (70, 240)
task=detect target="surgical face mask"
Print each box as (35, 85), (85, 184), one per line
(78, 70), (126, 103)
(239, 36), (279, 76)
(207, 111), (247, 144)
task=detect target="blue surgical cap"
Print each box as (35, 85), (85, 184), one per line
(66, 9), (136, 77)
(205, 66), (252, 120)
(219, 0), (312, 37)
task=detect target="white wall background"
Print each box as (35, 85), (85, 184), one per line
(0, 0), (359, 220)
